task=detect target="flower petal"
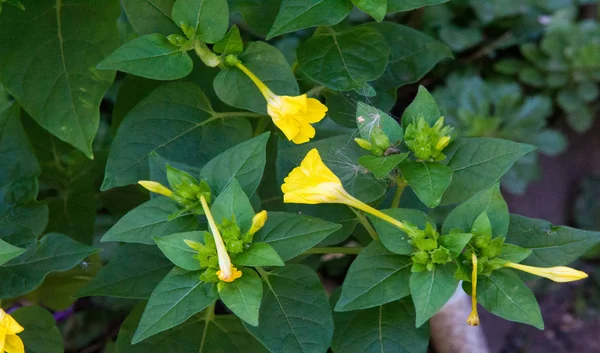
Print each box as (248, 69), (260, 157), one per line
(4, 334), (24, 353)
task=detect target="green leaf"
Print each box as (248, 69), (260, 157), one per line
(358, 154), (408, 179)
(506, 215), (600, 267)
(200, 133), (270, 197)
(219, 268), (263, 326)
(365, 23), (452, 90)
(387, 0), (449, 12)
(0, 238), (25, 265)
(0, 1), (120, 157)
(122, 0), (180, 36)
(336, 240), (411, 311)
(297, 26), (388, 91)
(441, 138), (536, 205)
(410, 263), (458, 327)
(172, 0), (229, 43)
(102, 197), (198, 245)
(500, 243), (532, 263)
(102, 82), (252, 190)
(11, 306), (64, 353)
(111, 75), (164, 134)
(98, 34), (193, 80)
(76, 244), (173, 299)
(266, 0), (353, 39)
(253, 212), (341, 260)
(332, 297), (430, 353)
(324, 89), (397, 128)
(211, 179), (254, 233)
(442, 184), (509, 237)
(244, 265), (333, 353)
(356, 101), (403, 146)
(476, 269), (544, 329)
(352, 0), (387, 21)
(285, 203), (358, 246)
(0, 233), (98, 298)
(133, 267), (218, 343)
(232, 242), (284, 267)
(154, 231), (204, 271)
(400, 161), (452, 208)
(439, 233), (472, 257)
(213, 25), (244, 55)
(0, 203), (48, 249)
(214, 41), (298, 114)
(227, 0), (282, 37)
(401, 85), (440, 129)
(369, 208), (433, 255)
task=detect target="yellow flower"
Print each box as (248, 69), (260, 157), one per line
(138, 181), (173, 197)
(281, 148), (411, 233)
(504, 262), (588, 282)
(248, 210), (268, 236)
(467, 253), (480, 326)
(0, 308), (24, 353)
(234, 61), (327, 144)
(199, 195), (241, 283)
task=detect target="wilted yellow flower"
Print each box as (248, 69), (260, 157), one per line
(282, 148), (411, 233)
(0, 308), (24, 353)
(138, 181), (173, 197)
(217, 265), (243, 283)
(504, 262), (588, 282)
(234, 61), (327, 144)
(248, 210), (268, 236)
(467, 253), (480, 326)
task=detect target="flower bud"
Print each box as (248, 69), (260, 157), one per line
(248, 210), (268, 236)
(354, 138), (372, 151)
(167, 34), (187, 47)
(504, 262), (588, 282)
(138, 181), (173, 197)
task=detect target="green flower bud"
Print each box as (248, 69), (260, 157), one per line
(411, 251), (430, 264)
(404, 116), (454, 161)
(481, 236), (505, 259)
(354, 138), (373, 151)
(430, 246), (451, 264)
(200, 268), (219, 283)
(167, 34), (187, 47)
(412, 262), (427, 273)
(371, 128), (391, 152)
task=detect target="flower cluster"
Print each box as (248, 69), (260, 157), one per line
(404, 116), (453, 161)
(408, 222), (452, 272)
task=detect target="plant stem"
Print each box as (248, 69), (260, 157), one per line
(199, 302), (215, 353)
(391, 177), (407, 208)
(350, 207), (379, 240)
(253, 116), (270, 136)
(303, 247), (363, 255)
(305, 85), (325, 97)
(213, 111), (264, 119)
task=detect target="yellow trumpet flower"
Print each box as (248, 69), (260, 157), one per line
(467, 253), (480, 326)
(504, 262), (588, 282)
(248, 210), (268, 236)
(234, 61), (327, 144)
(199, 195), (242, 283)
(138, 181), (173, 197)
(281, 148), (411, 233)
(0, 308), (24, 353)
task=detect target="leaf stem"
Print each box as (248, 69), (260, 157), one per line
(350, 207), (379, 240)
(303, 247), (363, 255)
(213, 111), (264, 119)
(391, 177), (408, 208)
(305, 85), (325, 97)
(253, 116), (270, 136)
(199, 302), (215, 353)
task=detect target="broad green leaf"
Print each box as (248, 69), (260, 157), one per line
(253, 212), (341, 260)
(506, 215), (600, 267)
(101, 197), (198, 245)
(122, 0), (180, 36)
(11, 306), (64, 353)
(232, 242), (284, 267)
(356, 101), (403, 146)
(111, 75), (164, 134)
(441, 138), (536, 204)
(278, 134), (387, 203)
(154, 231), (204, 271)
(336, 240), (411, 311)
(227, 0), (282, 37)
(358, 154), (408, 179)
(214, 41), (298, 114)
(324, 88), (397, 128)
(442, 184), (508, 237)
(0, 238), (25, 265)
(352, 0), (387, 21)
(200, 133), (270, 197)
(211, 179), (254, 233)
(332, 297), (430, 353)
(172, 0), (229, 43)
(102, 82), (252, 190)
(133, 267), (218, 343)
(219, 268), (263, 326)
(286, 203), (358, 246)
(0, 203), (48, 249)
(387, 0), (449, 12)
(369, 208), (433, 255)
(0, 233), (98, 298)
(76, 244), (173, 299)
(400, 161), (452, 208)
(401, 85), (441, 129)
(365, 23), (452, 90)
(476, 269), (544, 329)
(266, 0), (353, 39)
(410, 263), (459, 327)
(245, 265), (333, 353)
(0, 1), (120, 157)
(98, 34), (193, 80)
(213, 25), (244, 55)
(297, 26), (388, 91)
(439, 233), (472, 257)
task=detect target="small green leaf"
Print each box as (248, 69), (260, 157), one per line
(213, 25), (243, 55)
(171, 0), (229, 43)
(439, 233), (472, 257)
(232, 242), (284, 267)
(369, 208), (433, 255)
(400, 161), (452, 208)
(101, 197), (198, 245)
(219, 268), (263, 326)
(402, 86), (441, 129)
(476, 269), (544, 329)
(356, 101), (403, 146)
(11, 306), (64, 353)
(133, 267), (218, 343)
(154, 231), (204, 271)
(0, 238), (25, 265)
(500, 244), (532, 263)
(336, 240), (411, 311)
(387, 0), (449, 12)
(358, 154), (408, 179)
(211, 179), (254, 233)
(410, 263), (458, 327)
(352, 0), (387, 21)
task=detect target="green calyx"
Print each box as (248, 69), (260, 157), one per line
(404, 116), (453, 162)
(166, 164), (212, 214)
(407, 221), (453, 272)
(354, 125), (391, 157)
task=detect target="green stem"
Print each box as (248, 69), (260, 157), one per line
(199, 302), (215, 353)
(350, 207), (379, 240)
(213, 111), (264, 119)
(391, 177), (407, 209)
(194, 40), (220, 67)
(303, 247), (363, 255)
(305, 85), (325, 97)
(253, 116), (270, 136)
